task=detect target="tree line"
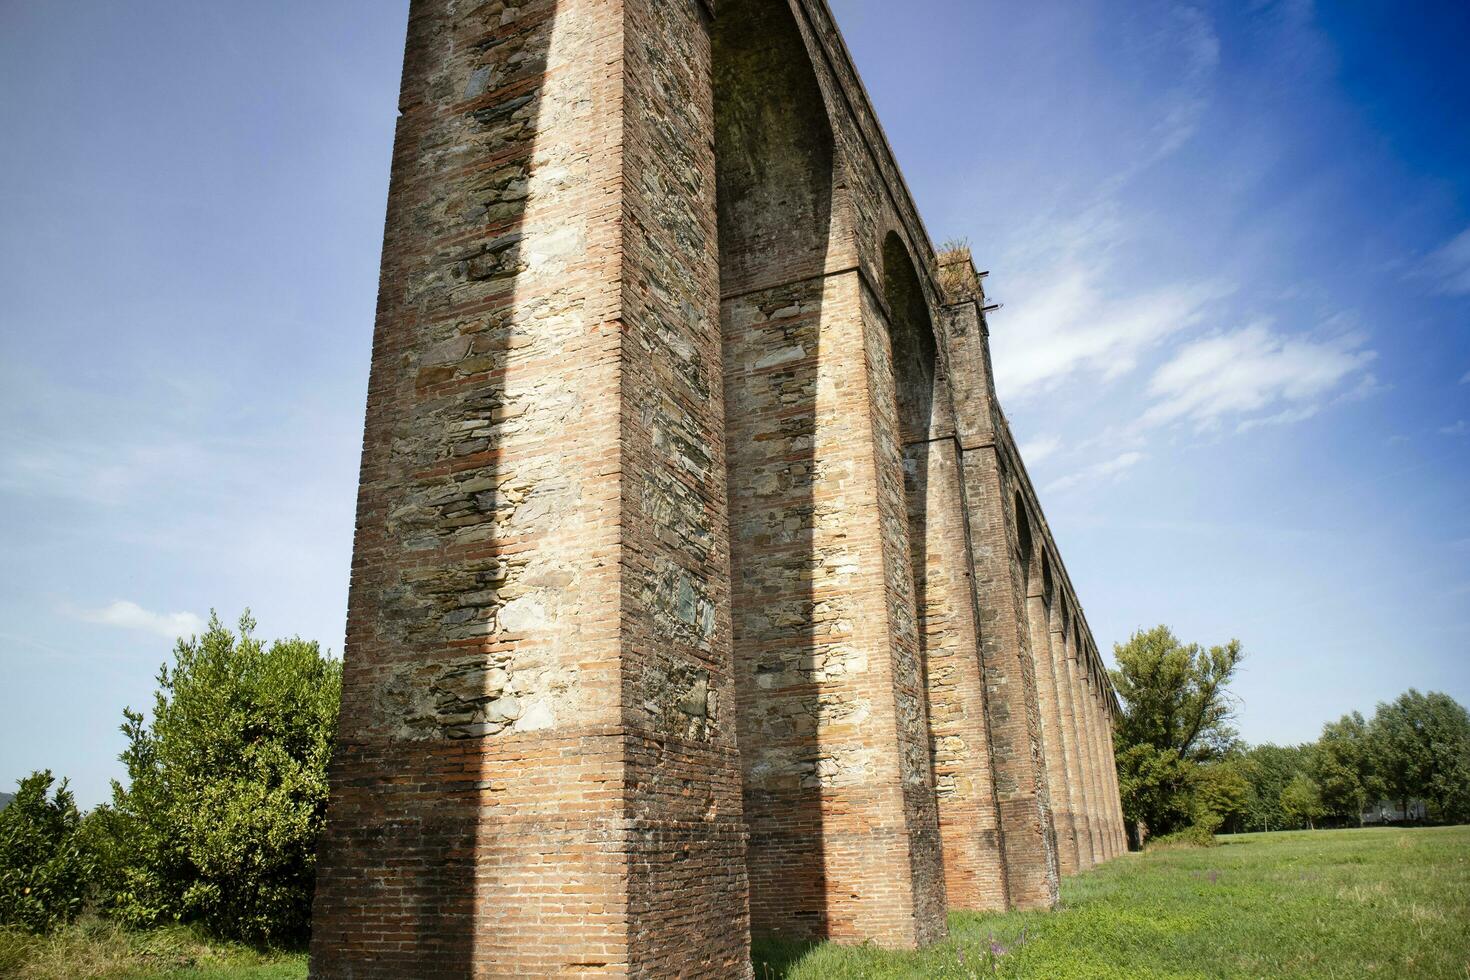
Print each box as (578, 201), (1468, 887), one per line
(1111, 625), (1470, 846)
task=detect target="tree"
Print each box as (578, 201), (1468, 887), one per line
(1280, 773), (1326, 830)
(1369, 690), (1470, 823)
(1419, 693), (1470, 822)
(1115, 744), (1194, 844)
(92, 611), (341, 944)
(1240, 743), (1313, 832)
(1191, 761), (1252, 834)
(0, 771), (92, 933)
(1110, 626), (1244, 843)
(1312, 712), (1378, 826)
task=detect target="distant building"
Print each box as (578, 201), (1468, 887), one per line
(1362, 799), (1428, 824)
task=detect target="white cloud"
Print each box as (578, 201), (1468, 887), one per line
(0, 436), (208, 507)
(1441, 420), (1469, 437)
(984, 5), (1227, 404)
(1415, 226), (1470, 296)
(992, 264), (1226, 399)
(1020, 435), (1063, 466)
(81, 600), (204, 639)
(1460, 369), (1470, 385)
(1141, 322), (1376, 432)
(1046, 451), (1146, 494)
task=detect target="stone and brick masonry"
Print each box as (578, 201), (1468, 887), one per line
(309, 0), (1129, 975)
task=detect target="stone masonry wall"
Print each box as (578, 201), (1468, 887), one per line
(1027, 571), (1079, 877)
(314, 1), (1130, 974)
(908, 432), (1008, 910)
(311, 1), (751, 976)
(1056, 607), (1096, 869)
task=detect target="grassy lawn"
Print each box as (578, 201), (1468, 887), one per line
(754, 826), (1470, 979)
(4, 827), (1463, 977)
(0, 923), (305, 980)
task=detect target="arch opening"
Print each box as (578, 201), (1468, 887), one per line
(715, 0), (838, 943)
(883, 231), (940, 445)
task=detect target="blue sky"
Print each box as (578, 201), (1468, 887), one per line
(1, 0), (1465, 807)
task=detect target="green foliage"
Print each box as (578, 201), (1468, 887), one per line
(0, 771), (92, 933)
(92, 612), (341, 945)
(1238, 743), (1314, 832)
(1109, 626), (1244, 842)
(1279, 773), (1326, 830)
(1312, 712), (1378, 824)
(1146, 823), (1219, 850)
(1190, 761), (1251, 833)
(1369, 689), (1470, 823)
(1114, 744), (1193, 841)
(1110, 625), (1244, 761)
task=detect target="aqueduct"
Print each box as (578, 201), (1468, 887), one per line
(310, 0), (1127, 975)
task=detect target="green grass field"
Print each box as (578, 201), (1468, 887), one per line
(0, 923), (305, 980)
(755, 826), (1470, 979)
(3, 827), (1465, 978)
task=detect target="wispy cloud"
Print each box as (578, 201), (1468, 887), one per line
(1413, 226), (1470, 296)
(0, 437), (208, 507)
(1441, 420), (1469, 437)
(1141, 322), (1376, 432)
(79, 600), (204, 639)
(1020, 435), (1063, 466)
(1137, 4), (1221, 166)
(1046, 451), (1146, 494)
(1460, 369), (1470, 385)
(986, 7), (1229, 403)
(992, 263), (1227, 399)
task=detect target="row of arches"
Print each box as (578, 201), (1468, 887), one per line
(1015, 493), (1128, 879)
(714, 0), (1124, 945)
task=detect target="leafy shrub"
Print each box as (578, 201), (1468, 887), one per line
(92, 612), (341, 945)
(0, 771), (93, 932)
(1147, 824), (1218, 850)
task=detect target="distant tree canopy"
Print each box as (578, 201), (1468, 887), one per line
(1280, 773), (1326, 830)
(1369, 690), (1470, 822)
(1313, 712), (1377, 823)
(1109, 626), (1470, 846)
(1111, 626), (1245, 762)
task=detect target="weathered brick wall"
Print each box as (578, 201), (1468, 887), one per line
(715, 0), (945, 949)
(1103, 697), (1127, 856)
(909, 433), (1008, 910)
(1057, 610), (1096, 869)
(1026, 561), (1078, 877)
(311, 0), (751, 975)
(957, 449), (1060, 910)
(1080, 644), (1112, 861)
(314, 1), (1132, 972)
(619, 0), (753, 972)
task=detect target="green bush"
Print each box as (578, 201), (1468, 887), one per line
(1147, 824), (1218, 850)
(92, 612), (341, 945)
(0, 771), (93, 932)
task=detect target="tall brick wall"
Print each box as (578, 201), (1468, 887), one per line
(1057, 612), (1096, 869)
(1027, 562), (1078, 877)
(314, 1), (1130, 974)
(310, 1), (751, 975)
